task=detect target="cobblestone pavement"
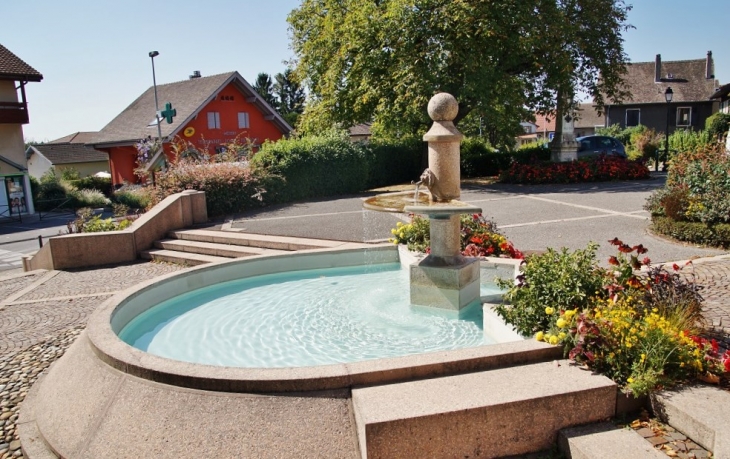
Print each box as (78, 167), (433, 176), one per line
(690, 256), (730, 348)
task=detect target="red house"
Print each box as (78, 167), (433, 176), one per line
(91, 71), (292, 185)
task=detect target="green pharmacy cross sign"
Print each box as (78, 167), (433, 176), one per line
(160, 102), (176, 124)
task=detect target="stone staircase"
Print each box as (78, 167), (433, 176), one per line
(140, 229), (361, 266)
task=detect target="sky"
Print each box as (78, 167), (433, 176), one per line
(3, 0), (729, 142)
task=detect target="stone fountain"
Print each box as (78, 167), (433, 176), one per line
(365, 93), (482, 311)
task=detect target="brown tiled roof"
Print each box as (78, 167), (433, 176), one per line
(710, 82), (730, 100)
(29, 144), (109, 165)
(349, 123), (372, 136)
(48, 131), (99, 144)
(0, 44), (43, 82)
(611, 58), (717, 104)
(574, 103), (605, 128)
(534, 113), (556, 133)
(92, 71), (291, 146)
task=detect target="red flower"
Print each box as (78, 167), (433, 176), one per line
(608, 237), (622, 246)
(608, 256), (619, 266)
(642, 257), (651, 266)
(672, 264), (680, 271)
(632, 244), (648, 254)
(618, 244), (633, 253)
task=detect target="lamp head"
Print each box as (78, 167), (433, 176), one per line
(149, 51), (159, 58)
(665, 87), (673, 103)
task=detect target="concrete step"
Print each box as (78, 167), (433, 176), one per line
(154, 239), (288, 258)
(168, 229), (346, 251)
(351, 360), (617, 458)
(559, 422), (666, 459)
(650, 386), (730, 458)
(140, 249), (230, 266)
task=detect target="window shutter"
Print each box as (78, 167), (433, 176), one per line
(238, 112), (249, 129)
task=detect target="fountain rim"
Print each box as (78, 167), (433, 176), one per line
(86, 245), (557, 393)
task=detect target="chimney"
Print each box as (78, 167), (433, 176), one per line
(189, 70), (202, 80)
(655, 54), (661, 82)
(706, 51), (714, 79)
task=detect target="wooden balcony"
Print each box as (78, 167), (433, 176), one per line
(0, 102), (29, 124)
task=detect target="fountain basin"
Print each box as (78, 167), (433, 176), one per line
(80, 245), (543, 393)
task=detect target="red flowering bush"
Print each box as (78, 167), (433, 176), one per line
(499, 155), (649, 184)
(152, 161), (275, 217)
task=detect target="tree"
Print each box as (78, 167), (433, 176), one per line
(253, 72), (278, 108)
(273, 68), (306, 127)
(288, 0), (632, 149)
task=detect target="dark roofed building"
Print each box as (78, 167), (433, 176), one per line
(604, 52), (720, 134)
(48, 131), (99, 144)
(574, 103), (606, 137)
(26, 144), (109, 179)
(91, 71), (292, 185)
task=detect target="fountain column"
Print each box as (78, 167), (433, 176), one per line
(405, 93), (481, 310)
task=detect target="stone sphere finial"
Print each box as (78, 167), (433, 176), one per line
(427, 93), (459, 121)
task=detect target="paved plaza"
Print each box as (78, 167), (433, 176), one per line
(0, 177), (729, 458)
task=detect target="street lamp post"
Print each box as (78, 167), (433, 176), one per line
(149, 51), (162, 140)
(662, 86), (673, 172)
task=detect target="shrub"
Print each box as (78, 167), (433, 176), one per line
(651, 216), (730, 248)
(499, 238), (727, 396)
(499, 155), (649, 184)
(70, 176), (112, 197)
(705, 112), (730, 142)
(252, 133), (369, 202)
(665, 143), (730, 224)
(153, 161), (271, 217)
(629, 127), (663, 162)
(113, 189), (152, 210)
(365, 138), (424, 189)
(70, 189), (111, 208)
(494, 243), (605, 336)
(668, 129), (713, 155)
(34, 170), (71, 211)
(67, 208), (134, 233)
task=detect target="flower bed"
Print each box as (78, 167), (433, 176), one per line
(390, 213), (523, 259)
(499, 155), (649, 184)
(495, 238), (729, 397)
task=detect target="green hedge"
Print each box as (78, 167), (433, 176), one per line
(365, 138), (424, 189)
(252, 135), (424, 203)
(252, 135), (370, 203)
(651, 216), (730, 248)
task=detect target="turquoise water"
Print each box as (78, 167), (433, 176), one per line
(119, 263), (503, 368)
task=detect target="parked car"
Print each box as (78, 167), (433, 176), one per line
(576, 135), (627, 159)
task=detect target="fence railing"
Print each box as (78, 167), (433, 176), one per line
(36, 198), (76, 220)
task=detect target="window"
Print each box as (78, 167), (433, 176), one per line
(207, 112), (221, 129)
(625, 109), (640, 127)
(238, 112), (250, 129)
(676, 107), (692, 127)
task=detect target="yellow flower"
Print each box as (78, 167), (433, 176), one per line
(640, 353), (646, 362)
(549, 335), (559, 345)
(535, 331), (544, 342)
(391, 228), (398, 235)
(545, 307), (555, 315)
(627, 377), (634, 383)
(556, 318), (567, 328)
(558, 332), (566, 340)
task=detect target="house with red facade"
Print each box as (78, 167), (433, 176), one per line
(91, 71), (292, 186)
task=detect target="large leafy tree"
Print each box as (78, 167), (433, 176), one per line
(288, 0), (632, 148)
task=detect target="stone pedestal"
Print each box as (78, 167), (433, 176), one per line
(550, 141), (579, 162)
(410, 258), (480, 310)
